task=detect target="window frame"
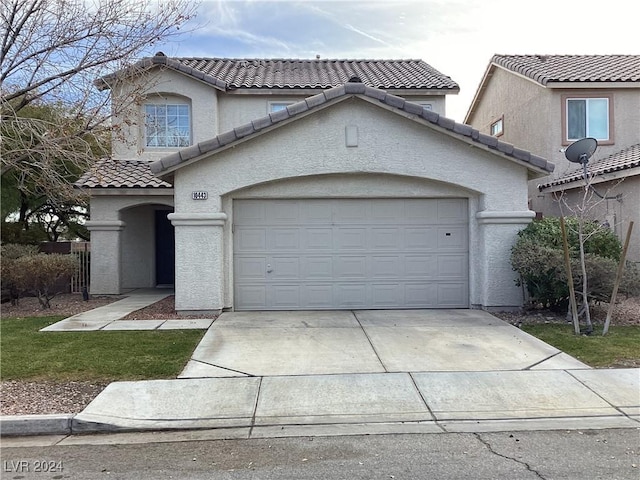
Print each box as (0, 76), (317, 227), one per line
(268, 101), (295, 113)
(561, 92), (614, 146)
(490, 115), (504, 137)
(144, 102), (192, 149)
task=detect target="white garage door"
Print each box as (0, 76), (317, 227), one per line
(233, 199), (468, 310)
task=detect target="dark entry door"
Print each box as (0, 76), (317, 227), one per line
(155, 210), (175, 285)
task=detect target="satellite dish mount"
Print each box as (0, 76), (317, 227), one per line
(563, 137), (620, 201)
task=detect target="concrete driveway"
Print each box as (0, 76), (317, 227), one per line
(29, 307), (635, 438)
(179, 309), (588, 378)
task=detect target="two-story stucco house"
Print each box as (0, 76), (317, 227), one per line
(77, 54), (553, 314)
(465, 54), (640, 264)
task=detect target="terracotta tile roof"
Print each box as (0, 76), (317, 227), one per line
(97, 55), (459, 92)
(491, 54), (640, 85)
(538, 143), (640, 190)
(75, 159), (172, 188)
(150, 83), (554, 178)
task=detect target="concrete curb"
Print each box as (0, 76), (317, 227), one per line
(2, 413), (639, 439)
(1, 414), (74, 436)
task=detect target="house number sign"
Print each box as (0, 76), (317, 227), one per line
(191, 191), (208, 200)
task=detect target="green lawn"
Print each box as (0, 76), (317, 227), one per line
(521, 324), (640, 368)
(1, 316), (205, 382)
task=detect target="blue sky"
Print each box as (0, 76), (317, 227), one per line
(155, 0), (638, 122)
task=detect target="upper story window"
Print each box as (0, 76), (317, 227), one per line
(268, 101), (294, 113)
(144, 104), (191, 148)
(563, 94), (612, 144)
(416, 102), (433, 111)
(490, 116), (504, 137)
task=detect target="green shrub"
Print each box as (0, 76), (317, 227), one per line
(11, 253), (78, 308)
(1, 243), (40, 304)
(511, 217), (637, 310)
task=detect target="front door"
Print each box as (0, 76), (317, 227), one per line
(155, 210), (175, 286)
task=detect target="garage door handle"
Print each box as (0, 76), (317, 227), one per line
(267, 264), (273, 273)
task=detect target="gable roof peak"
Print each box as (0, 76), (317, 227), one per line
(147, 83), (553, 179)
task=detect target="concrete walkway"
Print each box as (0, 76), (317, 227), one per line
(40, 289), (215, 331)
(3, 293), (639, 439)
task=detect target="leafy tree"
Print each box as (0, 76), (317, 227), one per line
(1, 0), (199, 240)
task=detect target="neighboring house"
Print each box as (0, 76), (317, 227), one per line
(465, 54), (640, 264)
(77, 54), (553, 314)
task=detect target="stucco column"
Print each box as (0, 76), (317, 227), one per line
(475, 211), (535, 310)
(85, 220), (125, 295)
(168, 212), (227, 314)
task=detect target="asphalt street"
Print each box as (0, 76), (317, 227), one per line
(2, 429), (639, 479)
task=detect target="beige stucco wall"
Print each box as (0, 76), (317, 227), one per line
(111, 69), (220, 162)
(168, 97), (535, 313)
(218, 93), (447, 133)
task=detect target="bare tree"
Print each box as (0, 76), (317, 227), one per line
(556, 173), (626, 333)
(1, 0), (198, 232)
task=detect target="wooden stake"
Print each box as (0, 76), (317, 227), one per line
(561, 217), (580, 335)
(603, 221), (634, 336)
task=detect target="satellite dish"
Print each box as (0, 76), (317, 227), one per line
(564, 137), (598, 164)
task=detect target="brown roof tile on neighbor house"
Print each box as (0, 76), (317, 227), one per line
(75, 159), (172, 188)
(97, 55), (460, 92)
(539, 143), (640, 190)
(491, 54), (640, 85)
(150, 83), (554, 178)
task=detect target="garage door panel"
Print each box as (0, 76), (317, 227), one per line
(302, 284), (334, 308)
(438, 255), (468, 278)
(405, 255), (437, 277)
(335, 256), (367, 278)
(269, 228), (300, 250)
(271, 285), (300, 308)
(335, 283), (367, 308)
(371, 284), (403, 307)
(235, 285), (267, 309)
(371, 256), (402, 277)
(437, 283), (468, 306)
(270, 257), (300, 279)
(405, 199), (438, 222)
(438, 199), (467, 222)
(266, 201), (300, 224)
(334, 201), (370, 224)
(405, 227), (438, 250)
(301, 201), (333, 223)
(405, 283), (437, 307)
(335, 228), (368, 250)
(236, 228), (267, 251)
(303, 256), (333, 278)
(236, 257), (267, 279)
(437, 226), (467, 250)
(304, 228), (333, 249)
(234, 199), (468, 310)
(371, 200), (405, 223)
(234, 200), (265, 223)
(370, 228), (402, 249)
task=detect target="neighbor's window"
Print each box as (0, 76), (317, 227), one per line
(268, 101), (294, 113)
(565, 96), (610, 142)
(490, 117), (504, 137)
(145, 104), (191, 147)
